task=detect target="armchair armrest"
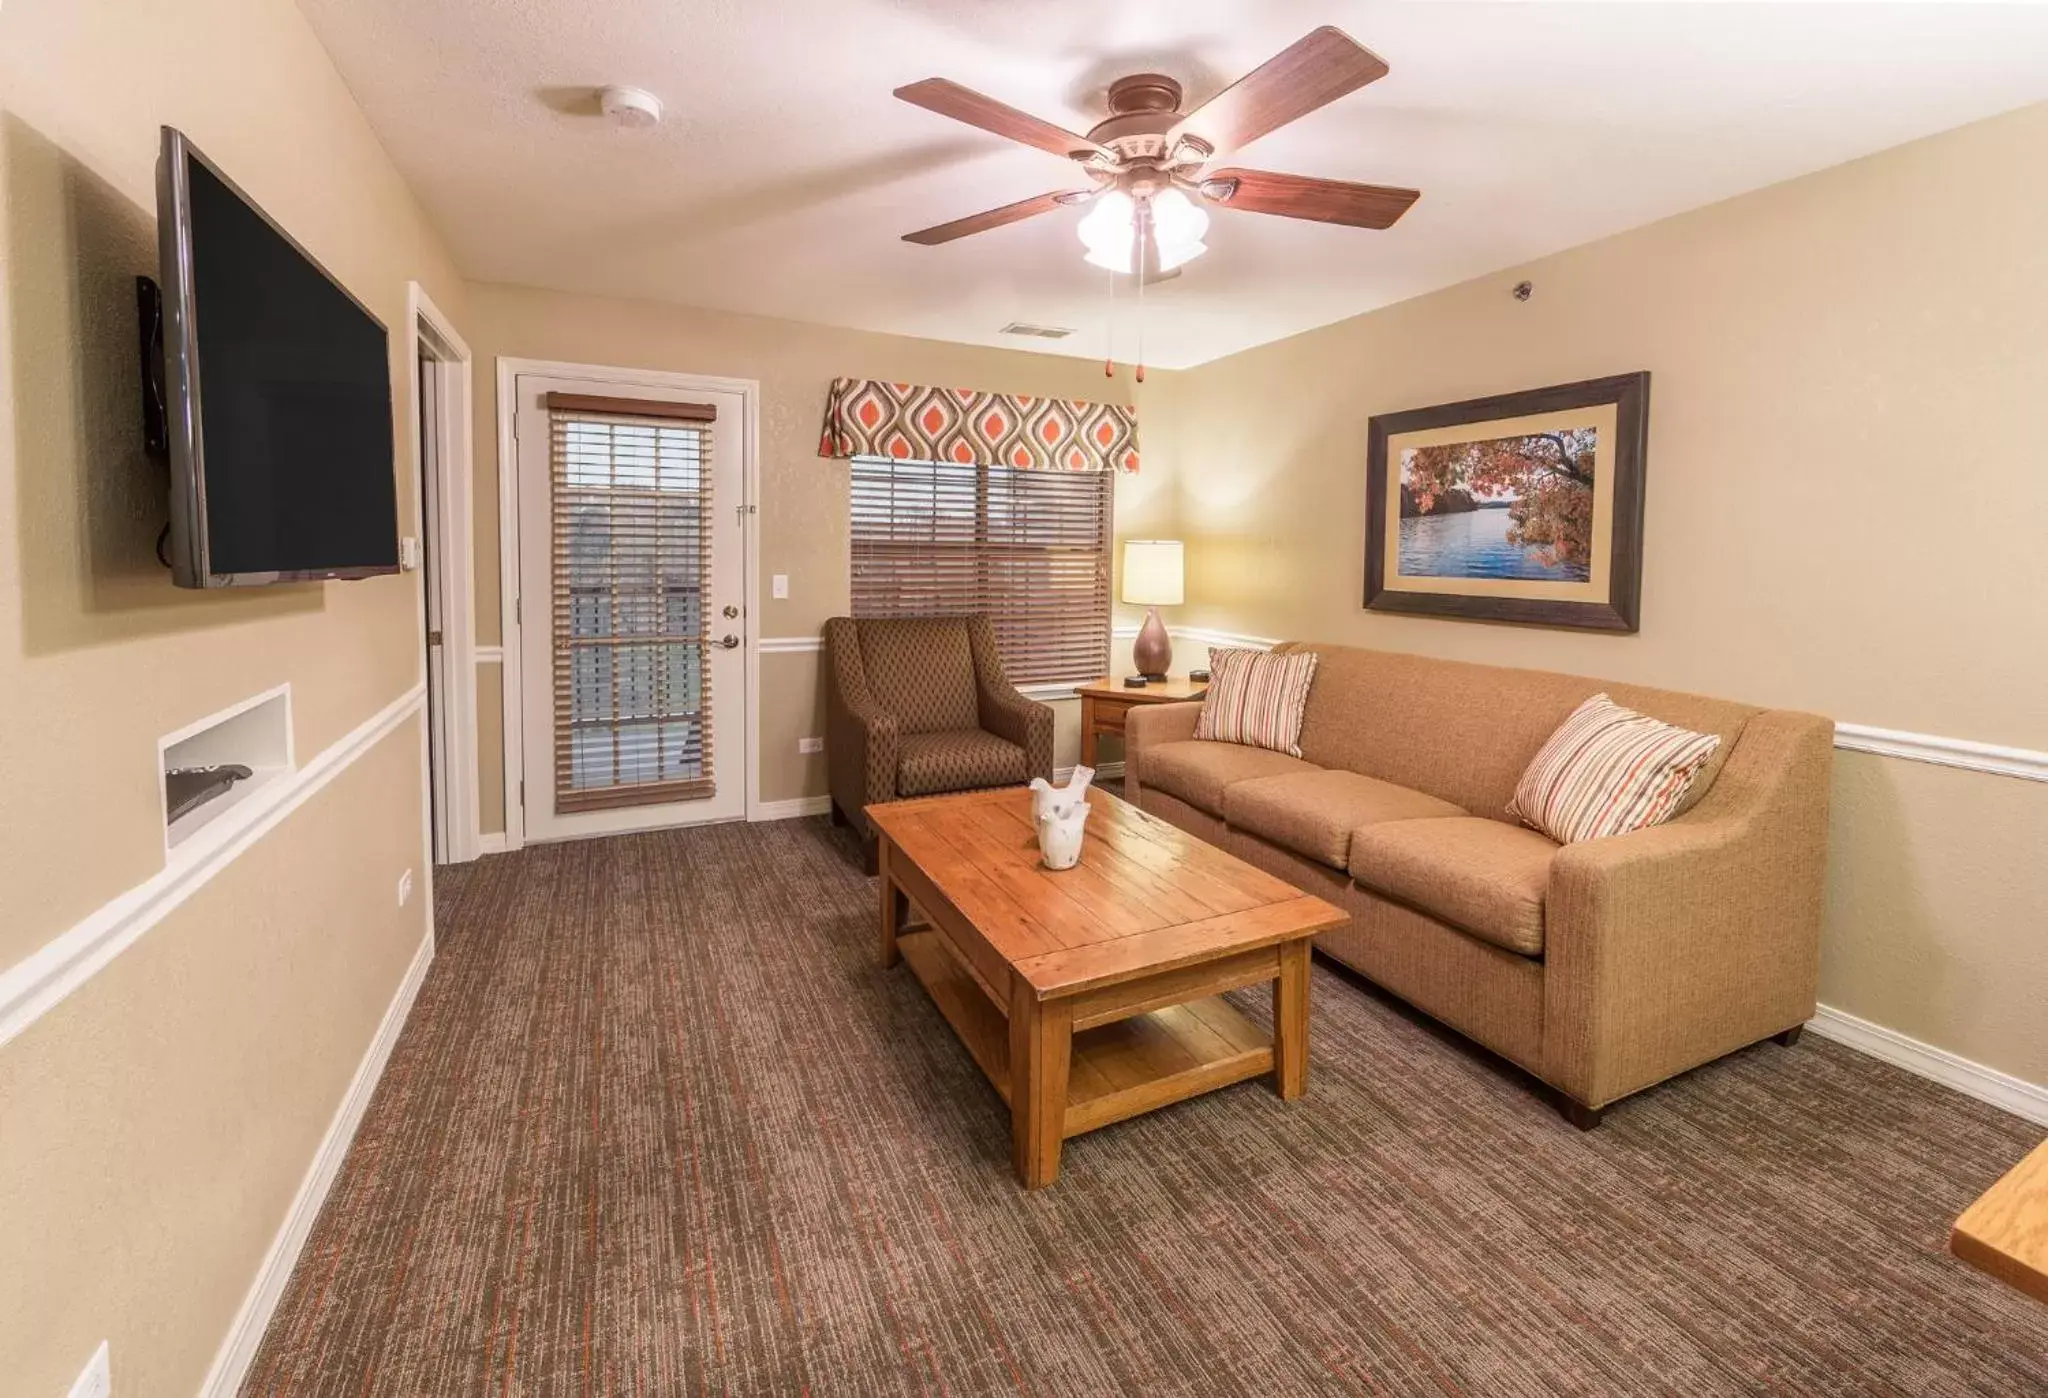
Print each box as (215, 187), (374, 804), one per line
(823, 618), (901, 832)
(1124, 701), (1205, 805)
(1541, 709), (1834, 1107)
(965, 616), (1054, 779)
(979, 687), (1055, 779)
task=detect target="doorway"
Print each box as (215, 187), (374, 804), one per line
(408, 284), (479, 864)
(503, 366), (754, 843)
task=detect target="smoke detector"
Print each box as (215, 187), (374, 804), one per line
(598, 85), (663, 130)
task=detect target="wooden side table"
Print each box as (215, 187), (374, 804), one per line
(1075, 676), (1208, 769)
(1953, 1137), (2048, 1305)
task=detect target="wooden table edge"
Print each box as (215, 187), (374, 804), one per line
(1014, 896), (1348, 1002)
(1949, 1138), (2048, 1305)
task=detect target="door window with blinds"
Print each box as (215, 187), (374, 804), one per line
(547, 394), (717, 812)
(850, 455), (1111, 686)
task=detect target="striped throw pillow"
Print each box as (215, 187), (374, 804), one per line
(1509, 694), (1721, 844)
(1192, 648), (1320, 758)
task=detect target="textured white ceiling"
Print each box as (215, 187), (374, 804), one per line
(298, 0), (2048, 368)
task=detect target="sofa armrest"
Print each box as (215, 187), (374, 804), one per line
(823, 618), (902, 833)
(1541, 709), (1834, 1107)
(1124, 701), (1205, 805)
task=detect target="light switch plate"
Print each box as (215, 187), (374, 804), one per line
(399, 536), (421, 570)
(798, 737), (823, 755)
(397, 868), (414, 906)
(771, 573), (789, 600)
(67, 1342), (110, 1398)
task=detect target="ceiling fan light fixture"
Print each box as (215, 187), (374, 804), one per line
(1149, 188), (1209, 270)
(1078, 190), (1136, 273)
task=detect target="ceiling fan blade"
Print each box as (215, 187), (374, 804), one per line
(902, 190), (1087, 245)
(1201, 168), (1419, 230)
(895, 78), (1110, 160)
(1169, 27), (1389, 160)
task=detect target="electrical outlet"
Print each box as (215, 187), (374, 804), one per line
(798, 737), (823, 755)
(399, 535), (421, 570)
(67, 1342), (110, 1398)
(397, 868), (414, 906)
(771, 573), (789, 600)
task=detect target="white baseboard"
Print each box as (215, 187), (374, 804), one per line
(1057, 761), (1124, 784)
(1808, 1003), (2048, 1127)
(752, 795), (831, 821)
(475, 832), (509, 855)
(197, 929), (435, 1398)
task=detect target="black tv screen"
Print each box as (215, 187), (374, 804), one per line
(158, 127), (397, 587)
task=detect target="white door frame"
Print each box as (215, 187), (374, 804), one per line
(404, 283), (481, 863)
(493, 357), (762, 852)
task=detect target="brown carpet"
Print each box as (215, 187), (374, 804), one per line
(243, 816), (2048, 1397)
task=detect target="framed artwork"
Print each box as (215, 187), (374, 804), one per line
(1364, 372), (1650, 632)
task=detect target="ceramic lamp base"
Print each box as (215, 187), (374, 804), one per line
(1132, 607), (1172, 679)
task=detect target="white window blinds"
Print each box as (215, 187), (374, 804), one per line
(849, 456), (1112, 687)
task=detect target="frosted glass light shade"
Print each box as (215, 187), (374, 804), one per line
(1121, 539), (1184, 606)
(1149, 189), (1209, 271)
(1078, 191), (1136, 273)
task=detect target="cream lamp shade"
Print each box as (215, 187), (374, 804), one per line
(1121, 540), (1184, 606)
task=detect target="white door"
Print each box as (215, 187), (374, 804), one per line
(514, 373), (747, 840)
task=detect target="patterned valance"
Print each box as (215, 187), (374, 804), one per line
(818, 377), (1139, 473)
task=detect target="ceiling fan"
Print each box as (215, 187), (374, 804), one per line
(894, 26), (1419, 278)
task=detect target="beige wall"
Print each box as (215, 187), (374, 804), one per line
(0, 723), (431, 1398)
(0, 0), (462, 1390)
(461, 283), (1178, 819)
(1164, 102), (2048, 1086)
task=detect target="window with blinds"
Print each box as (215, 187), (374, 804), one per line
(547, 393), (717, 813)
(850, 456), (1112, 687)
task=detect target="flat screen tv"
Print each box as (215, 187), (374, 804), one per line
(157, 126), (397, 587)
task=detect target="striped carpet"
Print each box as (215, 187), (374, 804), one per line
(243, 816), (2048, 1396)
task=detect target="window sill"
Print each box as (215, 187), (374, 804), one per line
(1019, 683), (1081, 702)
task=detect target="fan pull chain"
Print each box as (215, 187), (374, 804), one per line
(1104, 264), (1117, 378)
(1135, 248), (1147, 384)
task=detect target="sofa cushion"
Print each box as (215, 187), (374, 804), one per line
(1141, 739), (1319, 816)
(1224, 770), (1465, 869)
(896, 729), (1027, 797)
(1193, 647), (1320, 757)
(1272, 642), (1757, 823)
(1508, 694), (1721, 844)
(857, 618), (980, 734)
(1348, 817), (1559, 957)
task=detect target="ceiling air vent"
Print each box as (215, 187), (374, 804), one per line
(999, 322), (1076, 340)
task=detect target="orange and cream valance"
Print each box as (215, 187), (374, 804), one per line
(818, 377), (1139, 473)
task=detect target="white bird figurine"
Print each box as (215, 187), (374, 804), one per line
(1029, 766), (1096, 869)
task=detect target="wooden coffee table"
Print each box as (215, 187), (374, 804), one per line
(869, 786), (1346, 1189)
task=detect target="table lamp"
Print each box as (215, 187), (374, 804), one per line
(1121, 539), (1184, 680)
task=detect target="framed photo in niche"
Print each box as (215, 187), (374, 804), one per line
(1364, 372), (1650, 632)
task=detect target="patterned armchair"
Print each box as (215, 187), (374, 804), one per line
(824, 615), (1055, 870)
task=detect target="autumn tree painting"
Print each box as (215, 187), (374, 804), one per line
(1400, 427), (1597, 570)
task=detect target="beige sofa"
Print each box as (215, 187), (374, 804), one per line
(1125, 643), (1833, 1126)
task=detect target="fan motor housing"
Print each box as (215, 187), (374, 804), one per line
(1087, 73), (1187, 156)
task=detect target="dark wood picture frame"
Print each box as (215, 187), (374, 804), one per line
(1364, 372), (1650, 632)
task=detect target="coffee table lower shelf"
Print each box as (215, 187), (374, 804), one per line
(897, 928), (1275, 1140)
